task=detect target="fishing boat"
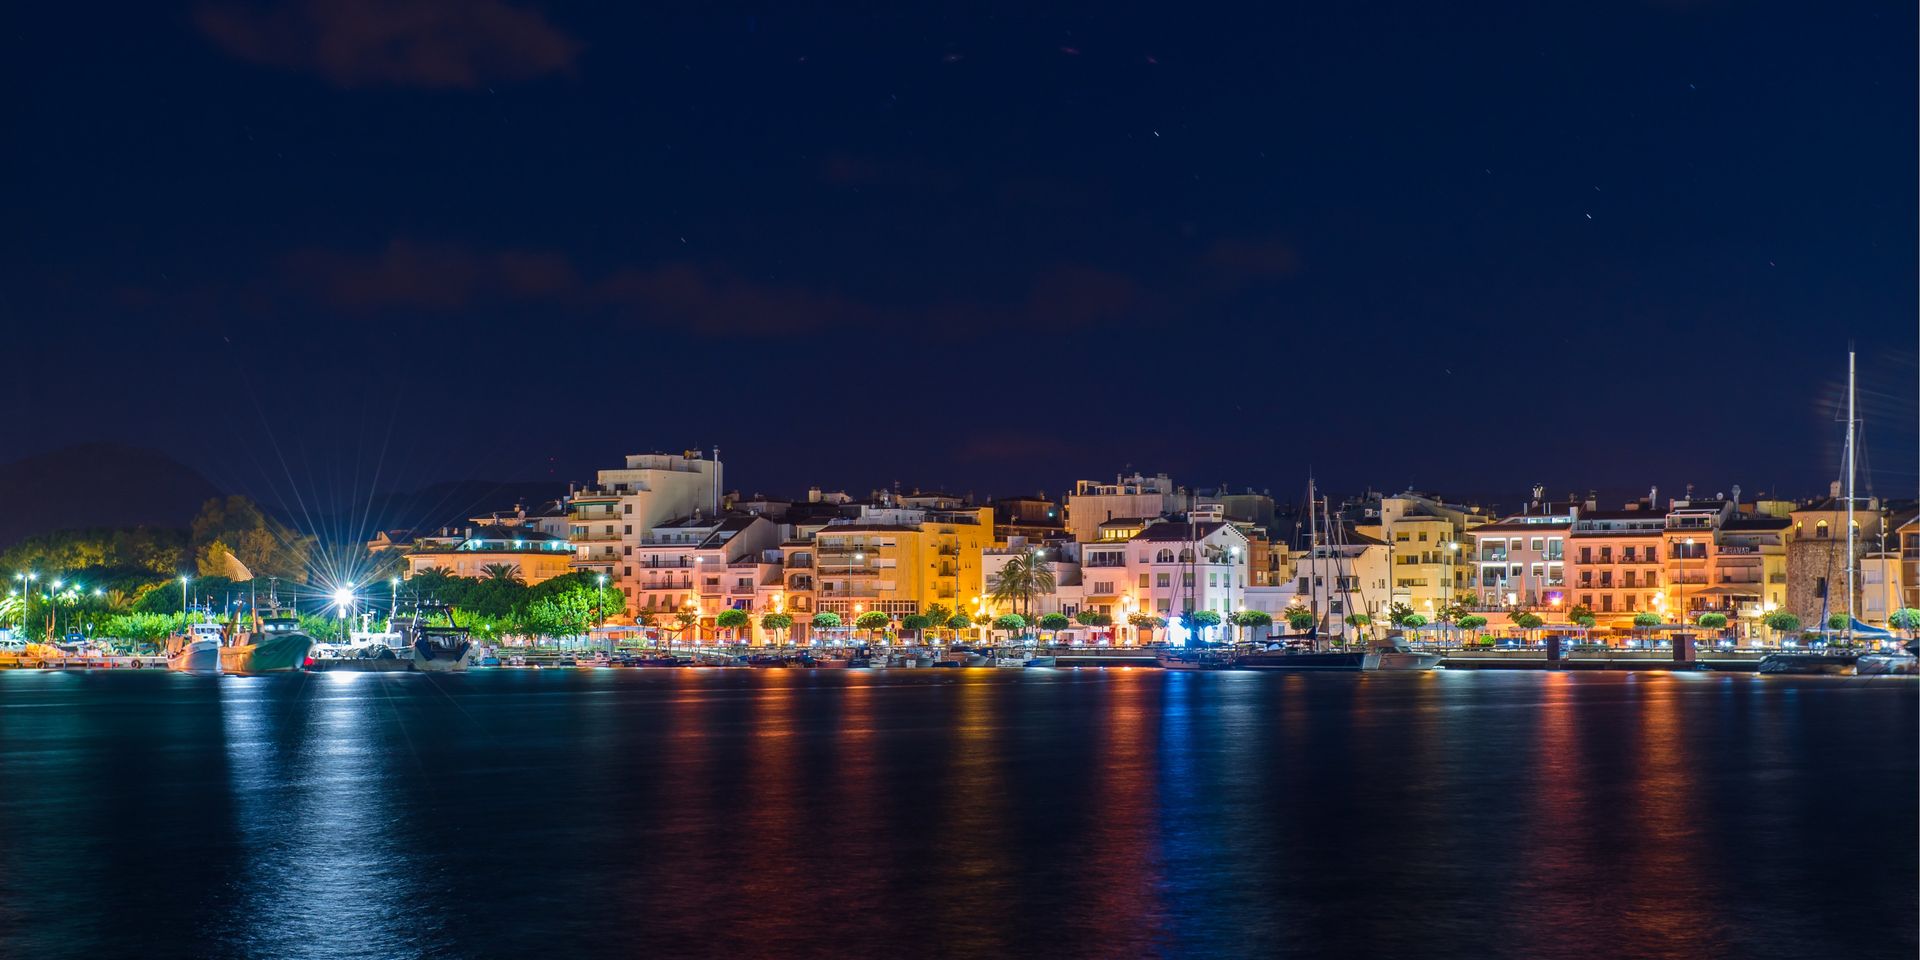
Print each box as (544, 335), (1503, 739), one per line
(396, 603), (473, 673)
(167, 620), (225, 674)
(1022, 655), (1057, 668)
(220, 614), (314, 675)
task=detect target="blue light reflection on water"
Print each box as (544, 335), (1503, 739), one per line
(0, 669), (1912, 960)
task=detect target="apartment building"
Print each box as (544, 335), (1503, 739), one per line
(1357, 493), (1485, 614)
(1063, 473), (1189, 543)
(1566, 508), (1667, 625)
(1466, 505), (1571, 608)
(404, 526), (578, 584)
(812, 504), (995, 620)
(566, 451), (723, 610)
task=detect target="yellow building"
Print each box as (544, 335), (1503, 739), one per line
(1356, 494), (1486, 616)
(813, 506), (995, 621)
(405, 526), (578, 584)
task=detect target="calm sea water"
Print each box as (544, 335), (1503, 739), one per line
(0, 668), (1911, 960)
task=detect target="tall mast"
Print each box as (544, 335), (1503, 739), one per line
(1845, 350), (1857, 638)
(1307, 476), (1321, 641)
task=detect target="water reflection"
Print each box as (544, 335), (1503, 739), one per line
(0, 670), (1912, 960)
(219, 672), (443, 959)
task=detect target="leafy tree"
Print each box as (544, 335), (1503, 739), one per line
(987, 553), (1056, 618)
(1181, 609), (1222, 642)
(1285, 607), (1316, 631)
(1038, 612), (1071, 633)
(901, 614), (932, 641)
(1227, 609), (1273, 643)
(190, 495), (313, 582)
(1127, 611), (1162, 643)
(1343, 613), (1372, 627)
(760, 612), (794, 641)
(854, 610), (892, 639)
(1401, 613), (1429, 628)
(1761, 611), (1801, 634)
(991, 613), (1028, 639)
(1074, 610), (1112, 628)
(946, 613), (972, 631)
(1890, 608), (1920, 637)
(1827, 613), (1848, 632)
(1511, 612), (1543, 631)
(1695, 612), (1729, 630)
(1385, 602), (1416, 627)
(1456, 614), (1488, 630)
(922, 603), (954, 637)
(1567, 603), (1596, 625)
(104, 612), (181, 646)
(811, 611), (842, 630)
(715, 608), (751, 643)
(1631, 612), (1663, 640)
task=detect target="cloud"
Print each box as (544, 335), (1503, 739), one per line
(283, 239), (575, 309)
(598, 263), (876, 334)
(1202, 238), (1300, 287)
(196, 0), (579, 89)
(274, 239), (1150, 336)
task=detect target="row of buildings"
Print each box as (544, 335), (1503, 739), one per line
(378, 450), (1919, 645)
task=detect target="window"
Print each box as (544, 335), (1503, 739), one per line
(1418, 531), (1429, 542)
(624, 525), (633, 535)
(623, 566), (631, 577)
(623, 504), (632, 514)
(1208, 572), (1218, 587)
(1182, 573), (1194, 587)
(1816, 520), (1830, 539)
(1530, 537), (1544, 552)
(1139, 574), (1149, 589)
(1580, 547), (1592, 562)
(1156, 573), (1170, 588)
(1154, 548), (1174, 563)
(623, 546), (632, 555)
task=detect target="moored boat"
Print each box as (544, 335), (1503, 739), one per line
(167, 621), (225, 675)
(1756, 651), (1858, 675)
(220, 615), (314, 675)
(1234, 645), (1382, 671)
(1376, 641), (1443, 671)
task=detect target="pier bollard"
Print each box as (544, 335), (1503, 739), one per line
(1672, 632), (1696, 667)
(1544, 633), (1564, 669)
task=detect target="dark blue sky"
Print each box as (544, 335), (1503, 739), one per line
(5, 1), (1915, 509)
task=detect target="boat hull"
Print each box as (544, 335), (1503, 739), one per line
(1756, 653), (1857, 676)
(412, 637), (472, 673)
(168, 640), (222, 675)
(220, 634), (313, 675)
(1377, 651), (1444, 671)
(1234, 650), (1382, 671)
(1854, 654), (1917, 676)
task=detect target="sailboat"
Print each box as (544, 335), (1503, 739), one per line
(1759, 350), (1874, 676)
(1235, 479), (1383, 671)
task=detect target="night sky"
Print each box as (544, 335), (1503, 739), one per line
(6, 2), (1916, 509)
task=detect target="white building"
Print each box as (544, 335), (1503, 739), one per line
(1467, 510), (1572, 608)
(1289, 537), (1391, 642)
(567, 450), (724, 608)
(1125, 521), (1249, 644)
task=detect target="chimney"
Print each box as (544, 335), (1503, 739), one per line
(1830, 480), (1842, 498)
(808, 486), (822, 504)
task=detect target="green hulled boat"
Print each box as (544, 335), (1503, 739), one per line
(220, 615), (314, 675)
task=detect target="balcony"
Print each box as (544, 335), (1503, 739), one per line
(633, 558), (694, 569)
(572, 530), (621, 543)
(785, 556), (813, 569)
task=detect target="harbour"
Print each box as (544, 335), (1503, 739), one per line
(0, 668), (1911, 960)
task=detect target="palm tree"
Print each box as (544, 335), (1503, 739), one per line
(480, 563), (524, 584)
(988, 553), (1056, 619)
